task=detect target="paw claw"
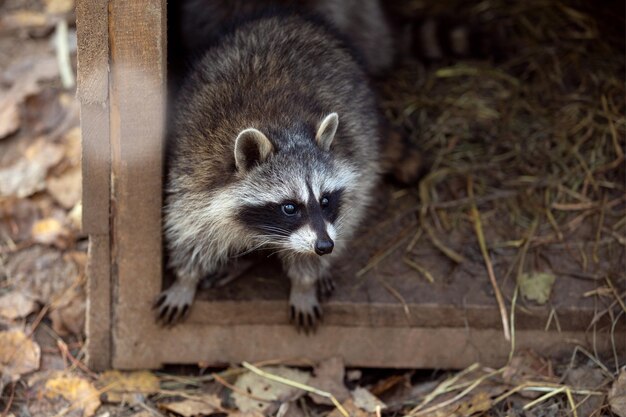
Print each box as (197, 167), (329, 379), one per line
(154, 283), (196, 326)
(289, 302), (322, 334)
(153, 294), (165, 309)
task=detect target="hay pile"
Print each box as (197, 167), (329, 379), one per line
(380, 0), (624, 271)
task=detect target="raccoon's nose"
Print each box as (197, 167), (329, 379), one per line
(315, 239), (334, 255)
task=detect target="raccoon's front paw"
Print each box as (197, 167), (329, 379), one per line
(289, 291), (322, 334)
(317, 276), (335, 299)
(153, 282), (196, 325)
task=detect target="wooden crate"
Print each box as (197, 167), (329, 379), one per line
(77, 0), (625, 370)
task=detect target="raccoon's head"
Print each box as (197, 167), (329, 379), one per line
(231, 113), (357, 257)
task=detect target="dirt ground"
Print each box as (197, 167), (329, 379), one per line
(0, 0), (625, 416)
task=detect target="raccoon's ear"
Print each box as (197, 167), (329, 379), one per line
(315, 112), (339, 151)
(234, 128), (274, 172)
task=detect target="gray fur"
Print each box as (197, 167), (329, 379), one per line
(176, 0), (394, 75)
(158, 14), (381, 330)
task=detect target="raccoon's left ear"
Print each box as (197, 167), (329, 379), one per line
(234, 128), (274, 172)
(315, 112), (339, 151)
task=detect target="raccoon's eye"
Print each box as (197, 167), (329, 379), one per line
(320, 196), (330, 208)
(281, 203), (297, 216)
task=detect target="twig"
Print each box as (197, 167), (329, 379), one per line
(592, 196), (607, 263)
(605, 276), (626, 314)
(377, 277), (411, 320)
(409, 368), (502, 416)
(410, 363), (480, 412)
(403, 257), (435, 283)
(468, 177), (510, 341)
(241, 362), (349, 417)
(1, 382), (15, 417)
(508, 285), (519, 363)
(54, 19), (75, 89)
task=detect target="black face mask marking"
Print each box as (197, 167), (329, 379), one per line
(237, 187), (344, 246)
(238, 202), (306, 237)
(321, 188), (343, 224)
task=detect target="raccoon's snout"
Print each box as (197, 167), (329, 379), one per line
(315, 239), (334, 255)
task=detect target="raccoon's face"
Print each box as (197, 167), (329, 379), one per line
(232, 113), (356, 256)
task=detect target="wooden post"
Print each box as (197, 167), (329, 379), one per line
(78, 0), (167, 369)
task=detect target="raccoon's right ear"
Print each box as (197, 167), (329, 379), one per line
(234, 128), (274, 172)
(316, 112), (339, 151)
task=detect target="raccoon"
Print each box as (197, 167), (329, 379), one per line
(156, 13), (380, 330)
(169, 0), (394, 76)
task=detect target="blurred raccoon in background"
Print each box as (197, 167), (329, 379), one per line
(168, 0), (395, 81)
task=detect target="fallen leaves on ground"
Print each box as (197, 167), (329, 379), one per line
(31, 217), (71, 246)
(327, 398), (371, 417)
(98, 371), (160, 404)
(0, 138), (65, 198)
(0, 100), (20, 139)
(47, 165), (82, 208)
(609, 370), (626, 417)
(0, 329), (40, 382)
(31, 372), (101, 417)
(49, 284), (85, 336)
(351, 387), (386, 413)
(307, 357), (350, 405)
(232, 366), (310, 414)
(517, 271), (556, 304)
(158, 393), (224, 416)
(0, 291), (38, 320)
(44, 0), (75, 15)
(5, 245), (83, 305)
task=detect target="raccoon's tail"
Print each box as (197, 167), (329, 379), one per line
(391, 13), (508, 64)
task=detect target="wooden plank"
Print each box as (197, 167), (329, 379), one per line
(76, 0), (112, 370)
(76, 0), (110, 235)
(108, 0), (166, 369)
(188, 260), (606, 331)
(85, 234), (111, 370)
(143, 325), (624, 369)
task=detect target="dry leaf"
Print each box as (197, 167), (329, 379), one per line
(565, 365), (608, 416)
(159, 394), (223, 416)
(59, 126), (82, 166)
(0, 11), (49, 30)
(50, 286), (85, 336)
(609, 370), (626, 417)
(0, 329), (41, 381)
(6, 246), (82, 304)
(0, 139), (64, 198)
(68, 200), (83, 231)
(0, 291), (37, 320)
(47, 165), (82, 208)
(98, 370), (160, 404)
(45, 0), (75, 14)
(31, 217), (68, 245)
(351, 387), (386, 413)
(456, 391), (492, 415)
(327, 398), (372, 417)
(518, 271), (556, 304)
(503, 351), (555, 386)
(232, 366), (310, 414)
(308, 357), (350, 405)
(43, 373), (101, 417)
(0, 101), (20, 139)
